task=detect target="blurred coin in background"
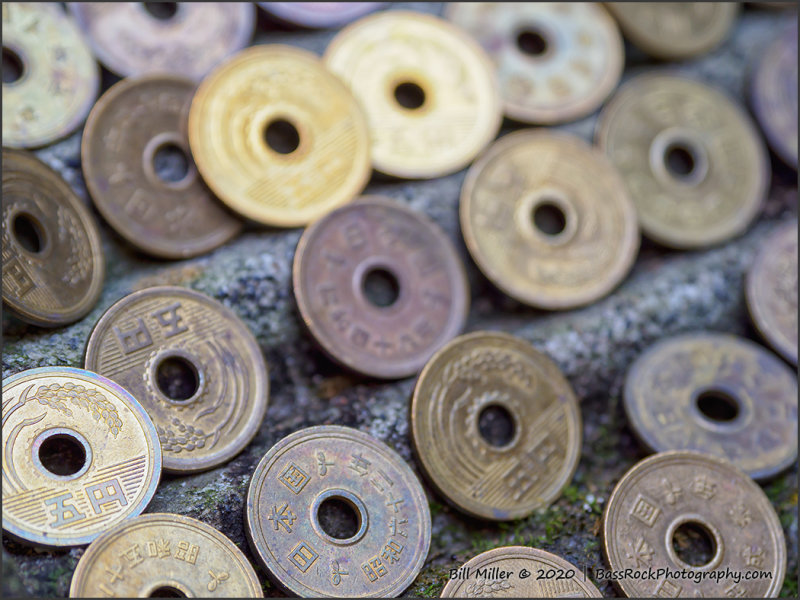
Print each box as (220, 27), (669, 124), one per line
(257, 2), (385, 28)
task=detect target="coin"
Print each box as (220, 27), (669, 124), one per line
(293, 197), (469, 379)
(440, 546), (601, 598)
(324, 11), (502, 179)
(746, 222), (798, 365)
(246, 425), (431, 597)
(445, 2), (623, 124)
(411, 332), (581, 520)
(751, 22), (798, 168)
(2, 367), (161, 547)
(69, 513), (263, 597)
(603, 451), (786, 597)
(2, 149), (104, 327)
(624, 333), (798, 480)
(188, 45), (370, 227)
(2, 3), (99, 148)
(67, 3), (255, 80)
(605, 3), (739, 60)
(461, 130), (639, 309)
(84, 286), (268, 474)
(257, 2), (385, 28)
(596, 75), (769, 249)
(81, 75), (242, 259)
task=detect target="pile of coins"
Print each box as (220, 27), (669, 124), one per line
(2, 2), (797, 598)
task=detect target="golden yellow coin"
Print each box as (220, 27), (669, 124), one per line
(411, 331), (581, 520)
(2, 2), (99, 148)
(187, 44), (371, 227)
(461, 130), (639, 309)
(2, 367), (161, 547)
(324, 11), (502, 179)
(69, 513), (263, 597)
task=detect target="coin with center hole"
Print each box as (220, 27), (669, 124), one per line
(440, 546), (601, 597)
(69, 513), (263, 597)
(2, 3), (99, 149)
(751, 22), (798, 168)
(188, 44), (371, 227)
(411, 332), (581, 521)
(596, 75), (768, 249)
(746, 222), (798, 365)
(246, 425), (431, 597)
(445, 2), (623, 124)
(257, 2), (385, 28)
(293, 196), (469, 379)
(603, 451), (786, 598)
(2, 367), (161, 547)
(2, 149), (104, 327)
(605, 2), (738, 60)
(324, 11), (502, 179)
(625, 333), (798, 481)
(81, 75), (242, 259)
(67, 3), (255, 80)
(461, 130), (639, 309)
(84, 286), (268, 474)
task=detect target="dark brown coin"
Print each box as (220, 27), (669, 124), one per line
(2, 149), (104, 327)
(293, 197), (469, 379)
(82, 75), (242, 259)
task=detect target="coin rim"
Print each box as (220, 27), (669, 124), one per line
(256, 2), (386, 28)
(244, 424), (432, 598)
(83, 285), (269, 474)
(293, 195), (469, 379)
(410, 330), (582, 520)
(68, 512), (263, 597)
(460, 128), (640, 309)
(2, 149), (105, 327)
(1, 366), (162, 548)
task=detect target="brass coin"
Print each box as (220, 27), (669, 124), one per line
(2, 367), (161, 547)
(324, 11), (502, 179)
(440, 546), (601, 598)
(751, 22), (798, 168)
(411, 331), (581, 521)
(461, 130), (639, 310)
(2, 149), (104, 327)
(746, 221), (798, 365)
(596, 75), (769, 249)
(257, 2), (386, 28)
(188, 44), (371, 227)
(84, 286), (268, 474)
(2, 3), (99, 149)
(67, 2), (255, 80)
(82, 75), (242, 259)
(445, 2), (624, 124)
(624, 333), (798, 481)
(293, 196), (469, 379)
(605, 2), (739, 60)
(245, 425), (431, 597)
(69, 513), (263, 597)
(603, 451), (786, 597)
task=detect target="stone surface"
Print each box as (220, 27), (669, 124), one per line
(2, 3), (797, 597)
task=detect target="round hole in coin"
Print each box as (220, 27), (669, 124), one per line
(155, 355), (200, 402)
(152, 142), (190, 184)
(264, 118), (301, 154)
(478, 404), (516, 448)
(148, 586), (187, 598)
(394, 81), (426, 110)
(517, 29), (549, 56)
(532, 201), (567, 236)
(316, 495), (362, 540)
(671, 520), (717, 567)
(664, 142), (698, 178)
(12, 212), (46, 254)
(362, 267), (401, 308)
(696, 389), (740, 423)
(143, 2), (178, 20)
(2, 46), (24, 84)
(39, 433), (87, 477)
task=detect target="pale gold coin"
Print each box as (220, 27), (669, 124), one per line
(606, 2), (739, 60)
(441, 546), (601, 597)
(2, 367), (161, 547)
(411, 332), (581, 520)
(461, 130), (639, 309)
(596, 75), (768, 249)
(2, 2), (99, 148)
(188, 44), (371, 227)
(69, 513), (263, 597)
(446, 2), (624, 124)
(324, 11), (502, 179)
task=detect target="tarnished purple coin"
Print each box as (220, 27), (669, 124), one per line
(257, 2), (385, 28)
(67, 3), (255, 81)
(751, 22), (798, 168)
